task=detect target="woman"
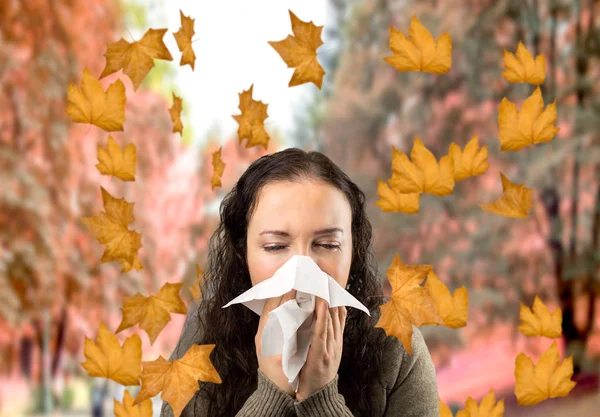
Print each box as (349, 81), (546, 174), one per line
(160, 148), (439, 417)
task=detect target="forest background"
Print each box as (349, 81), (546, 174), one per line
(0, 0), (599, 416)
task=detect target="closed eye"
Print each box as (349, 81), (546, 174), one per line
(263, 243), (341, 252)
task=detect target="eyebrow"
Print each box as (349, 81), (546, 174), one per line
(259, 227), (343, 237)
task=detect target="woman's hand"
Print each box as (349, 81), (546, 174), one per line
(256, 291), (297, 397)
(296, 297), (347, 401)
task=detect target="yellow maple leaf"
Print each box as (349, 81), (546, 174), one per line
(448, 135), (489, 181)
(422, 271), (468, 328)
(375, 254), (443, 354)
(211, 147), (226, 190)
(80, 187), (143, 273)
(455, 388), (505, 417)
(375, 179), (421, 214)
(114, 390), (152, 417)
(100, 28), (173, 91)
(514, 341), (576, 406)
(384, 15), (452, 74)
(116, 282), (187, 345)
(133, 344), (222, 417)
(189, 265), (203, 300)
(440, 399), (454, 417)
(81, 321), (142, 386)
(96, 136), (136, 181)
(389, 138), (455, 196)
(502, 41), (546, 85)
(480, 172), (533, 218)
(232, 84), (270, 149)
(498, 86), (560, 151)
(518, 295), (562, 338)
(169, 93), (184, 135)
(173, 10), (196, 70)
(268, 10), (325, 89)
(66, 67), (126, 132)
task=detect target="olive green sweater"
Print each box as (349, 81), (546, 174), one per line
(160, 302), (440, 417)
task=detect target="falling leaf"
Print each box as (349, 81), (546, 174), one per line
(514, 341), (576, 406)
(173, 10), (196, 70)
(375, 254), (443, 354)
(232, 84), (270, 149)
(455, 388), (505, 417)
(502, 41), (546, 85)
(189, 265), (203, 300)
(210, 147), (226, 190)
(66, 67), (126, 132)
(518, 295), (562, 338)
(96, 136), (136, 181)
(448, 135), (489, 181)
(439, 400), (454, 417)
(268, 10), (325, 89)
(383, 15), (452, 74)
(81, 322), (141, 386)
(116, 282), (187, 345)
(422, 271), (468, 328)
(498, 86), (559, 151)
(100, 28), (173, 91)
(389, 138), (455, 196)
(114, 390), (152, 417)
(169, 93), (184, 135)
(133, 344), (222, 417)
(375, 179), (421, 214)
(80, 187), (143, 273)
(480, 172), (533, 218)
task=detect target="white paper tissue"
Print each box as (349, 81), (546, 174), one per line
(222, 255), (370, 391)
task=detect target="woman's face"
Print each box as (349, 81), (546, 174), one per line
(246, 179), (353, 289)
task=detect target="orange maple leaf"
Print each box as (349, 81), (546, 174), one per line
(480, 172), (534, 218)
(114, 390), (152, 417)
(116, 282), (187, 345)
(168, 93), (184, 135)
(173, 10), (196, 70)
(268, 10), (325, 89)
(189, 265), (203, 300)
(374, 179), (421, 214)
(375, 254), (443, 354)
(455, 388), (505, 417)
(133, 344), (222, 417)
(96, 135), (136, 181)
(448, 135), (489, 181)
(210, 147), (226, 190)
(80, 187), (143, 273)
(232, 84), (270, 149)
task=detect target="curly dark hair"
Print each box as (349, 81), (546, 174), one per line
(187, 147), (388, 416)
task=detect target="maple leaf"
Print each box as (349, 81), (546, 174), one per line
(210, 147), (226, 190)
(100, 28), (173, 91)
(268, 10), (325, 89)
(514, 341), (576, 406)
(80, 187), (143, 273)
(389, 138), (455, 196)
(173, 10), (196, 70)
(455, 388), (505, 417)
(383, 15), (452, 74)
(81, 322), (141, 386)
(440, 400), (453, 417)
(116, 282), (187, 345)
(133, 344), (222, 417)
(232, 84), (270, 149)
(422, 271), (468, 328)
(502, 41), (546, 85)
(375, 254), (443, 354)
(375, 179), (420, 214)
(114, 390), (152, 417)
(480, 172), (533, 218)
(168, 93), (184, 135)
(518, 295), (562, 338)
(498, 86), (560, 151)
(189, 265), (203, 300)
(96, 135), (136, 181)
(66, 67), (126, 132)
(448, 135), (489, 181)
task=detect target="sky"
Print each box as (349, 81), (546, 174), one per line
(135, 0), (332, 148)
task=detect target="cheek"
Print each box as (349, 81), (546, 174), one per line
(320, 253), (352, 289)
(247, 246), (281, 286)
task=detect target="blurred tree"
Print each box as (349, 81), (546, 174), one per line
(305, 0), (599, 373)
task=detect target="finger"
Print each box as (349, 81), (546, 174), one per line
(313, 298), (328, 349)
(330, 306), (340, 343)
(326, 304), (335, 353)
(281, 289), (297, 305)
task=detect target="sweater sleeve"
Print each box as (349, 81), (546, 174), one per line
(383, 326), (440, 417)
(294, 374), (353, 417)
(159, 300), (296, 417)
